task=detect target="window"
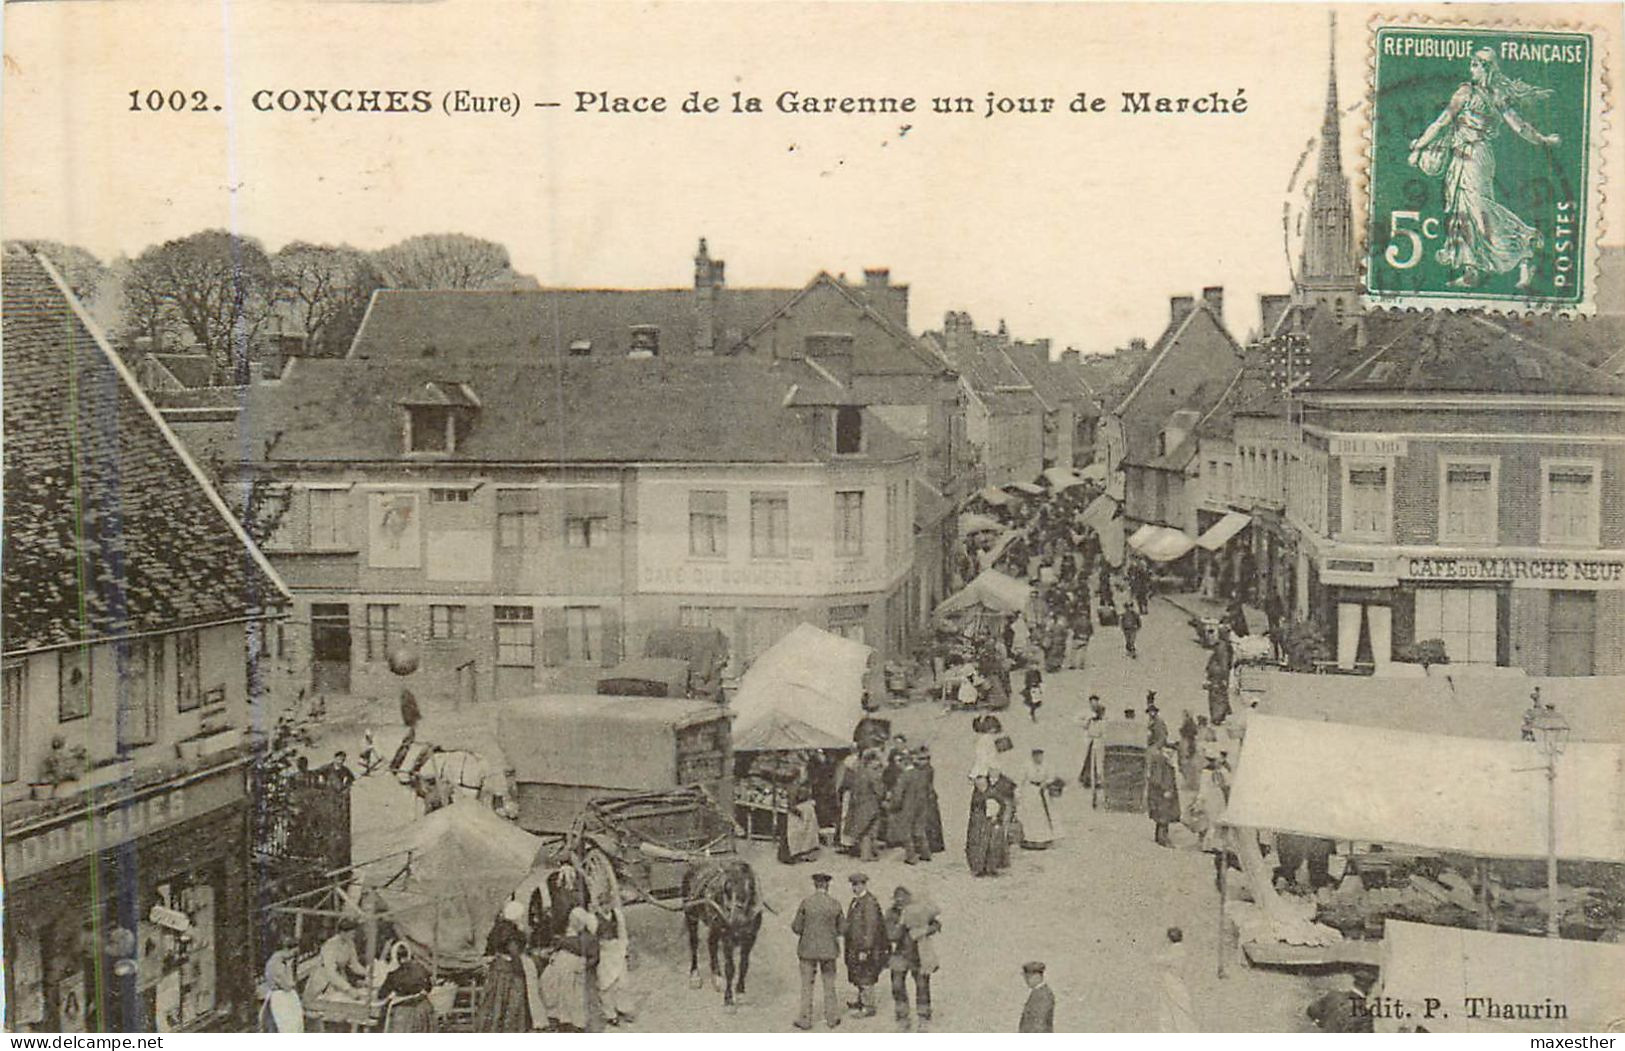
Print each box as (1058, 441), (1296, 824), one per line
(1414, 588), (1499, 664)
(565, 514), (610, 548)
(835, 406), (864, 455)
(59, 647), (91, 721)
(835, 490), (864, 557)
(1342, 462), (1390, 538)
(564, 607), (604, 662)
(689, 491), (728, 557)
(679, 606), (730, 630)
(750, 491), (790, 558)
(1440, 459), (1497, 543)
(497, 489), (540, 549)
(364, 604), (398, 662)
(1542, 460), (1600, 547)
(885, 484), (899, 560)
(117, 638), (160, 746)
(429, 604), (467, 640)
(309, 488), (349, 548)
(629, 325), (660, 357)
(4, 663), (24, 783)
(494, 606), (535, 666)
(407, 406), (451, 453)
(430, 488), (471, 504)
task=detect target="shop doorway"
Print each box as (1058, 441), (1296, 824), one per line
(310, 604), (352, 694)
(1547, 591), (1596, 676)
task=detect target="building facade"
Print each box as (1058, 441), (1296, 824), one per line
(3, 250), (290, 1033)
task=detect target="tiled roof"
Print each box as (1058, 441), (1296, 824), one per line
(347, 286), (794, 362)
(736, 272), (946, 377)
(245, 354), (915, 465)
(150, 353), (216, 388)
(2, 250), (288, 653)
(1304, 311), (1625, 396)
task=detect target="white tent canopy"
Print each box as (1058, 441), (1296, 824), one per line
(975, 485), (1012, 507)
(1078, 461), (1107, 483)
(959, 511), (1003, 535)
(731, 623), (873, 751)
(1196, 511), (1251, 551)
(935, 569), (1032, 619)
(1042, 467), (1084, 491)
(1380, 920), (1625, 1033)
(1128, 524), (1197, 563)
(1223, 714), (1625, 862)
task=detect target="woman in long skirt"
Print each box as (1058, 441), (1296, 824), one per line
(378, 942), (437, 1032)
(475, 903), (532, 1032)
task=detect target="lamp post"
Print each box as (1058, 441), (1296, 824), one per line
(1523, 687), (1571, 939)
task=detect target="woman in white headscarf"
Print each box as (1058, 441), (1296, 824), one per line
(474, 899), (532, 1032)
(260, 938), (304, 1033)
(541, 907), (599, 1032)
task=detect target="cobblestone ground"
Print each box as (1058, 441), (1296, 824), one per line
(315, 594), (1319, 1032)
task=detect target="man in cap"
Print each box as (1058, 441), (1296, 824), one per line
(1018, 961), (1054, 1032)
(885, 885), (940, 1032)
(842, 873), (886, 1017)
(1145, 692), (1169, 751)
(790, 872), (844, 1030)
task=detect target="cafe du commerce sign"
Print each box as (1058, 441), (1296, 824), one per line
(3, 766), (245, 881)
(1404, 555), (1625, 587)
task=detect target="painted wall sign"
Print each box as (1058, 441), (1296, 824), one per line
(1405, 555), (1625, 586)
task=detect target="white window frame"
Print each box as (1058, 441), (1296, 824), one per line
(688, 491), (728, 559)
(563, 606), (603, 663)
(1539, 457), (1602, 548)
(1339, 457), (1393, 542)
(750, 491), (791, 560)
(429, 604), (467, 640)
(835, 490), (865, 558)
(494, 605), (535, 666)
(1437, 456), (1500, 545)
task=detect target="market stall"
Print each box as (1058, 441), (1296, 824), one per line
(641, 627), (729, 701)
(1218, 714), (1625, 972)
(1378, 920), (1625, 1033)
(729, 623), (874, 839)
(935, 569), (1031, 628)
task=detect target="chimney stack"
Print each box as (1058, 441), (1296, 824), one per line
(863, 268), (890, 288)
(1201, 286), (1224, 323)
(1170, 295), (1195, 326)
(1061, 348), (1081, 366)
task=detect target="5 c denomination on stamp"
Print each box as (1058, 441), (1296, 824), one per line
(1364, 23), (1604, 314)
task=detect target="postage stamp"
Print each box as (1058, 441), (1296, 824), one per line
(1363, 22), (1605, 314)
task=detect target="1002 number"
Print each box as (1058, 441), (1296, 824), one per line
(128, 90), (215, 112)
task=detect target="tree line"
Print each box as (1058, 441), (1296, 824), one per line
(13, 232), (535, 384)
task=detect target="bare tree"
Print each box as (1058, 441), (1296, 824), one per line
(272, 242), (382, 356)
(373, 232), (519, 289)
(11, 239), (109, 300)
(125, 230), (276, 383)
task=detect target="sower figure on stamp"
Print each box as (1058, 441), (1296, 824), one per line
(1409, 48), (1558, 290)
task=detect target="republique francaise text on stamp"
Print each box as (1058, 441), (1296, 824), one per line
(1364, 22), (1606, 314)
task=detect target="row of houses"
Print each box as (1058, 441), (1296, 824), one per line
(1098, 40), (1625, 677)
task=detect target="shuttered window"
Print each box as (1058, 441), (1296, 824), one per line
(689, 491), (728, 557)
(1441, 461), (1496, 543)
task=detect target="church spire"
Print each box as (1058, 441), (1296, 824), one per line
(1297, 11), (1357, 314)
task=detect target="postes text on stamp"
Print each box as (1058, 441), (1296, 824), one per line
(1365, 24), (1599, 314)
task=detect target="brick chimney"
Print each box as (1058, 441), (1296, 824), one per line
(1061, 348), (1081, 366)
(1170, 295), (1195, 327)
(1201, 286), (1224, 324)
(863, 268), (890, 288)
(694, 238), (725, 354)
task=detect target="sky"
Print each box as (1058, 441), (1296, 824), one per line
(4, 1), (1621, 353)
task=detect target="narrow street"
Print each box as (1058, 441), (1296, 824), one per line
(320, 593), (1317, 1032)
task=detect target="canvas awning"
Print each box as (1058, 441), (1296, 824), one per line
(1128, 524), (1196, 562)
(1078, 493), (1119, 534)
(1380, 920), (1625, 1033)
(1223, 714), (1625, 862)
(1196, 511), (1251, 551)
(1078, 461), (1107, 482)
(731, 623), (872, 751)
(976, 486), (1012, 507)
(1007, 481), (1046, 496)
(1042, 467), (1084, 491)
(978, 529), (1023, 571)
(959, 512), (1004, 535)
(935, 569), (1032, 619)
(499, 695), (726, 787)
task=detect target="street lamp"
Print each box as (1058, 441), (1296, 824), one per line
(1523, 687), (1571, 939)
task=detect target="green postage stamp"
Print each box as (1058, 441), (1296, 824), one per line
(1364, 23), (1605, 314)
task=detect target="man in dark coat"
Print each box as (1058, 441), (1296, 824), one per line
(916, 747), (946, 855)
(841, 873), (886, 1017)
(1119, 603), (1141, 658)
(893, 754), (933, 865)
(791, 873), (844, 1030)
(1018, 961), (1054, 1032)
(1145, 694), (1169, 751)
(845, 753), (884, 861)
(1147, 745), (1181, 847)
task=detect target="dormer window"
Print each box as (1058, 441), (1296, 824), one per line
(407, 406), (453, 453)
(629, 325), (659, 358)
(835, 406), (864, 455)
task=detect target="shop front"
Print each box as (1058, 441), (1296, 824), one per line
(2, 758), (254, 1033)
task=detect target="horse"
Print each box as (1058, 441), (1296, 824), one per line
(680, 858), (762, 1009)
(404, 746), (512, 816)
